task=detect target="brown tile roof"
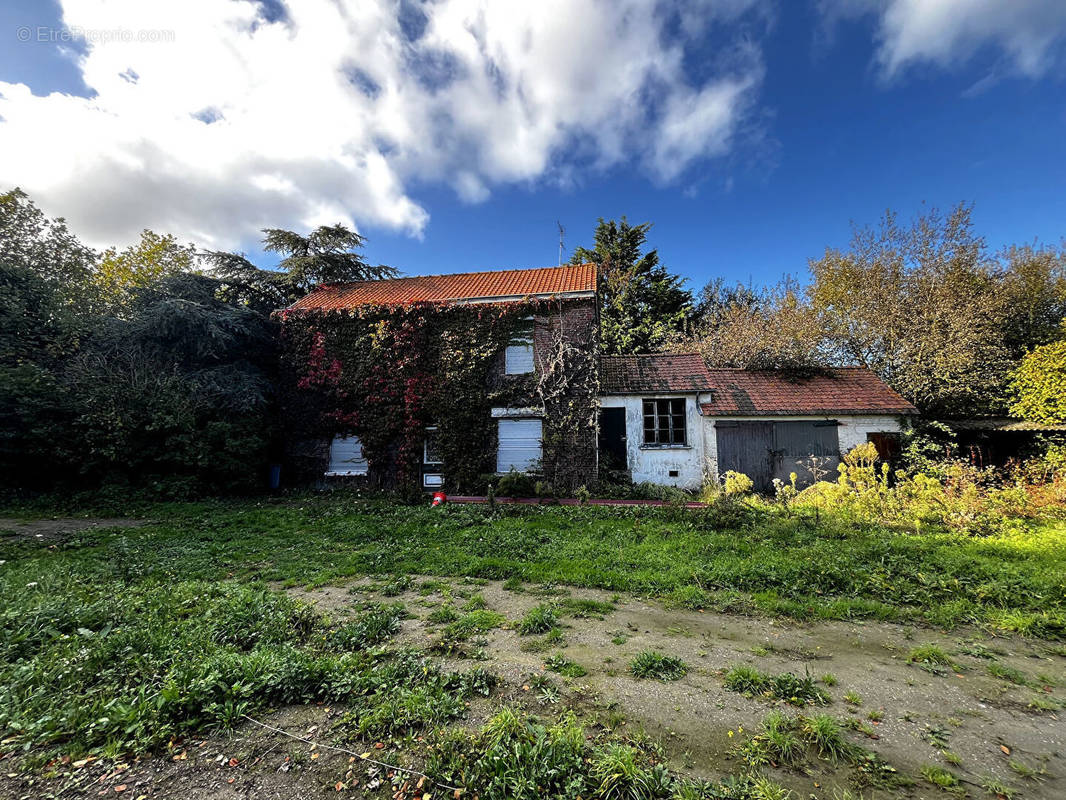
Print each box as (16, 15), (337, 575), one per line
(288, 263), (596, 310)
(600, 353), (714, 394)
(699, 367), (917, 416)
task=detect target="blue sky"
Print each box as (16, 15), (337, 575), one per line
(2, 1), (1064, 294)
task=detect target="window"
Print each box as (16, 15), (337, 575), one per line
(642, 398), (686, 446)
(327, 435), (368, 475)
(424, 426), (442, 465)
(867, 432), (901, 461)
(497, 418), (542, 472)
(505, 319), (534, 374)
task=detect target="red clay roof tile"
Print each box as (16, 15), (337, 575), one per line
(599, 354), (714, 394)
(288, 263), (596, 310)
(601, 356), (916, 415)
(699, 367), (917, 416)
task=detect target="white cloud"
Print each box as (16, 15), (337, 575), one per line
(0, 0), (766, 250)
(819, 0), (1066, 78)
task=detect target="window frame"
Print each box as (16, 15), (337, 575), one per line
(641, 398), (688, 447)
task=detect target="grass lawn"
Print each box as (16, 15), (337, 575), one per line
(6, 496), (1063, 631)
(1, 497), (1064, 798)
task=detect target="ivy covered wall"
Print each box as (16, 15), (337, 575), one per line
(277, 297), (598, 492)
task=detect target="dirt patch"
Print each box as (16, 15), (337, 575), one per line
(295, 576), (1066, 799)
(7, 576), (1064, 799)
(0, 517), (145, 544)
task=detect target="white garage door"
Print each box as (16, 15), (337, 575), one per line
(497, 418), (542, 473)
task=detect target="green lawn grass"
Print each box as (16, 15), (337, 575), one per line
(3, 496), (1064, 634)
(1, 496), (1064, 791)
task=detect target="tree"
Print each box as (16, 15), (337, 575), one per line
(807, 204), (1012, 416)
(0, 188), (97, 308)
(0, 189), (97, 485)
(202, 224), (396, 312)
(63, 273), (278, 492)
(94, 229), (195, 308)
(570, 217), (691, 354)
(995, 243), (1066, 359)
(685, 277), (826, 371)
(1010, 322), (1066, 424)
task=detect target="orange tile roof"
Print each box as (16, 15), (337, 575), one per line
(600, 354), (714, 393)
(699, 367), (917, 416)
(288, 263), (596, 310)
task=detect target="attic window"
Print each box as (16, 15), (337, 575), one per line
(504, 319), (534, 375)
(643, 398), (686, 446)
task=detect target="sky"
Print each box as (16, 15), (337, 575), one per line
(1, 0), (1064, 293)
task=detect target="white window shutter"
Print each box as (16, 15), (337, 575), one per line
(328, 435), (368, 475)
(504, 322), (534, 374)
(497, 418), (542, 472)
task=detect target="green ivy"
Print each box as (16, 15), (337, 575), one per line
(279, 299), (595, 492)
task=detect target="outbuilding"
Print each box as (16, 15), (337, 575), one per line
(598, 355), (918, 491)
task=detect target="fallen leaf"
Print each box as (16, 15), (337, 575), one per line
(374, 742), (385, 750)
(360, 752), (371, 760)
(228, 758), (239, 767)
(335, 781), (344, 792)
(1000, 745), (1011, 755)
(311, 753), (320, 760)
(114, 786), (126, 793)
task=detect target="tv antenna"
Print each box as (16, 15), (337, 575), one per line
(557, 221), (565, 266)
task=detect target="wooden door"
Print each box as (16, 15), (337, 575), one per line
(715, 422), (773, 492)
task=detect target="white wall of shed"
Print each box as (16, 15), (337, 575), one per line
(599, 395), (705, 489)
(702, 414), (906, 479)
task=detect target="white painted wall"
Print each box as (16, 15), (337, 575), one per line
(599, 394), (705, 489)
(702, 414), (907, 479)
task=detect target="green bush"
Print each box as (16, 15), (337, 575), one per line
(723, 471), (754, 496)
(497, 470), (538, 498)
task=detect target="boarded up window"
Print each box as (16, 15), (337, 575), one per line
(505, 320), (534, 374)
(327, 435), (368, 475)
(497, 418), (542, 472)
(642, 398), (686, 446)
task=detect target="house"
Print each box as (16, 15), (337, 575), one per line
(600, 354), (917, 490)
(278, 264), (599, 491)
(279, 264), (916, 493)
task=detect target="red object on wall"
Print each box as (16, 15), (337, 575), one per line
(432, 491), (447, 506)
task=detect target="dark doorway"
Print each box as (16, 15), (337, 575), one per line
(598, 407), (628, 472)
(715, 421), (774, 491)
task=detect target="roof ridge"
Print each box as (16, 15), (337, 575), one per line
(601, 352), (703, 359)
(321, 262), (597, 290)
